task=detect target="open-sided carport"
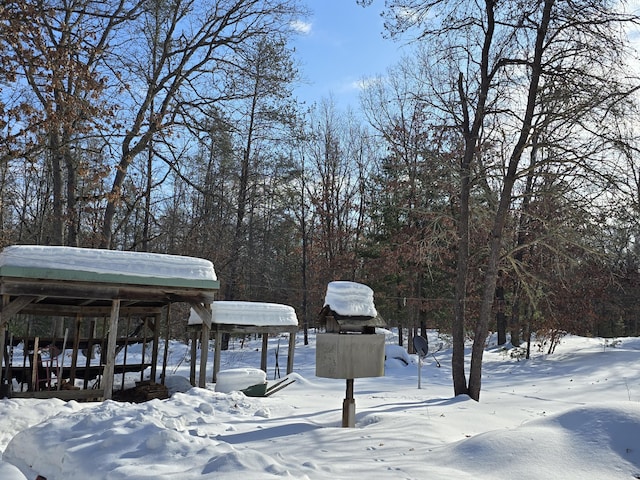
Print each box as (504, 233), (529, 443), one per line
(0, 245), (219, 400)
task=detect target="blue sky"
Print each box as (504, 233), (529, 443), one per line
(291, 0), (410, 110)
(290, 2), (640, 112)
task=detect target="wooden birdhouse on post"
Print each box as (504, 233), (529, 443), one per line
(315, 281), (386, 427)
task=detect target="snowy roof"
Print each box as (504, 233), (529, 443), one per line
(323, 281), (377, 318)
(188, 301), (298, 327)
(0, 245), (218, 289)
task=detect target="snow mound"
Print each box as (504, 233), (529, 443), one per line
(2, 389), (309, 480)
(162, 375), (195, 395)
(0, 462), (27, 480)
(385, 344), (411, 366)
(215, 368), (267, 393)
(429, 402), (640, 479)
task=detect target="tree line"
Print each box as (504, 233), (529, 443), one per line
(2, 0), (640, 400)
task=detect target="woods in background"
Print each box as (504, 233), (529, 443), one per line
(2, 1), (640, 399)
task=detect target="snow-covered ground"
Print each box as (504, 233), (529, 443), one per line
(1, 330), (639, 480)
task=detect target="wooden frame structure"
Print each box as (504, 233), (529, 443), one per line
(187, 301), (298, 384)
(0, 246), (219, 401)
(211, 324), (297, 382)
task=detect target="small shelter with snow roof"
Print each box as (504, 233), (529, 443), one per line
(0, 245), (219, 401)
(188, 301), (298, 383)
(318, 280), (385, 333)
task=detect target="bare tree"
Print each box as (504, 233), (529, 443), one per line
(361, 59), (459, 345)
(222, 37), (299, 301)
(374, 0), (639, 400)
(1, 0), (144, 245)
(303, 99), (372, 284)
(99, 0), (306, 248)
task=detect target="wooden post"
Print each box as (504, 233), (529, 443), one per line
(140, 317), (148, 383)
(151, 311), (162, 382)
(199, 322), (210, 387)
(0, 296), (7, 387)
(161, 305), (171, 384)
(31, 336), (39, 392)
(211, 326), (220, 384)
(70, 315), (81, 385)
(342, 378), (355, 428)
(121, 316), (131, 390)
(189, 329), (197, 386)
(83, 320), (95, 389)
(286, 330), (295, 375)
(260, 333), (269, 373)
(56, 328), (68, 391)
(101, 299), (120, 400)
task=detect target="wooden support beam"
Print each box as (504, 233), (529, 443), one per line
(0, 295), (40, 323)
(213, 328), (221, 383)
(101, 299), (120, 400)
(151, 310), (162, 382)
(11, 389), (105, 401)
(287, 331), (296, 375)
(260, 333), (269, 372)
(0, 296), (7, 386)
(161, 305), (170, 384)
(189, 329), (198, 386)
(190, 302), (212, 329)
(19, 303), (163, 317)
(342, 378), (355, 428)
(31, 336), (39, 392)
(199, 322), (210, 387)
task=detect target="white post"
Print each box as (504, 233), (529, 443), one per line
(417, 355), (422, 389)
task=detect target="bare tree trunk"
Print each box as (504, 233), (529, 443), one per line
(468, 0), (553, 401)
(65, 139), (78, 247)
(452, 147), (470, 396)
(49, 131), (64, 245)
(300, 165), (309, 345)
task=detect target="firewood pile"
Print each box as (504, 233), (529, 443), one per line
(112, 381), (169, 403)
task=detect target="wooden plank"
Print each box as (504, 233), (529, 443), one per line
(287, 331), (295, 375)
(70, 317), (81, 383)
(212, 328), (222, 383)
(14, 336), (157, 351)
(190, 329), (198, 386)
(0, 296), (6, 385)
(11, 389), (105, 401)
(31, 336), (39, 392)
(213, 325), (298, 335)
(260, 334), (269, 372)
(17, 303), (164, 317)
(1, 295), (41, 324)
(101, 299), (120, 400)
(161, 307), (170, 384)
(151, 311), (162, 382)
(10, 363), (151, 383)
(0, 278), (217, 306)
(199, 322), (210, 387)
(190, 302), (212, 329)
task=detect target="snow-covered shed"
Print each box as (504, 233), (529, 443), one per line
(0, 245), (219, 401)
(188, 301), (298, 382)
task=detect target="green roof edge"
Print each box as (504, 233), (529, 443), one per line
(0, 265), (220, 290)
